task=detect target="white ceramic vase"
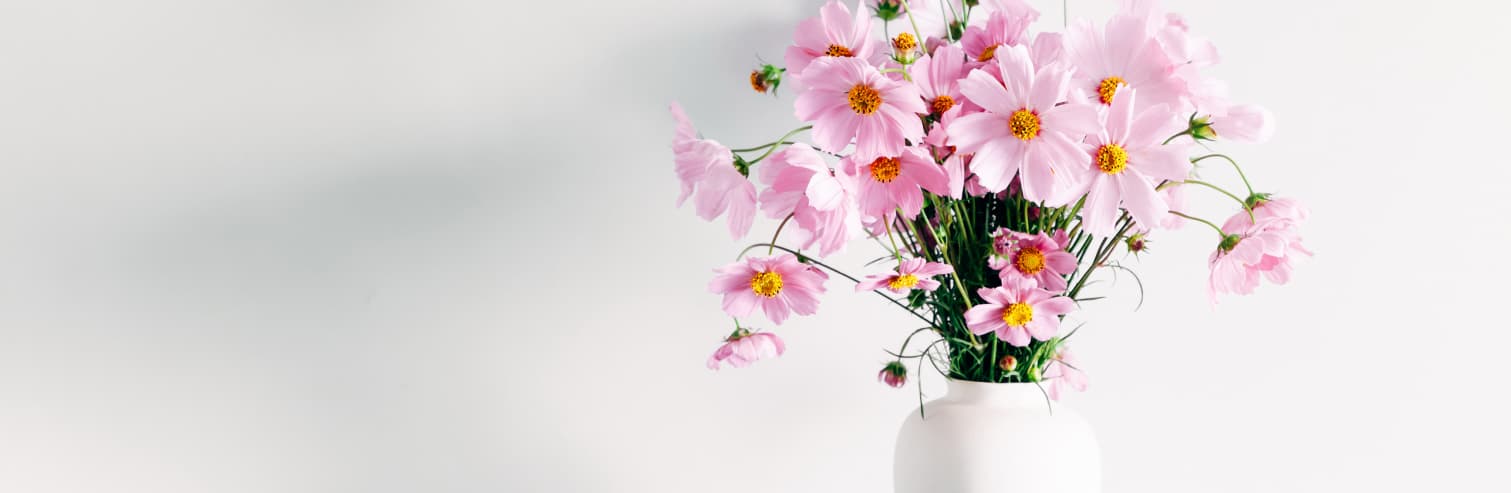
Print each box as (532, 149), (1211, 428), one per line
(893, 379), (1101, 493)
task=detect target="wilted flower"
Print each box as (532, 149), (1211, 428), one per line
(707, 328), (787, 370)
(878, 361), (908, 388)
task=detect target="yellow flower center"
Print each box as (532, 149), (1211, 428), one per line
(749, 271), (784, 298)
(930, 95), (955, 114)
(825, 44), (854, 57)
(1008, 109), (1041, 141)
(1095, 144), (1128, 174)
(977, 44), (1000, 62)
(847, 84), (883, 115)
(892, 33), (917, 54)
(1014, 247), (1046, 275)
(1097, 76), (1125, 105)
(749, 71), (766, 94)
(888, 274), (920, 290)
(1002, 302), (1034, 327)
(869, 156), (901, 183)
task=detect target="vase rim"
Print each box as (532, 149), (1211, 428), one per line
(943, 378), (1057, 406)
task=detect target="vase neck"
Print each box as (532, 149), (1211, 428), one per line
(945, 379), (1051, 407)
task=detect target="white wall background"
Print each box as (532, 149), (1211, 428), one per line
(1, 0), (1508, 491)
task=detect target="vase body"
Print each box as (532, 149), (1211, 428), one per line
(893, 379), (1101, 493)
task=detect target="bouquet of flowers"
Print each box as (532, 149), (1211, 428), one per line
(672, 0), (1308, 399)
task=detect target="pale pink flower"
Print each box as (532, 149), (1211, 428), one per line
(1028, 31), (1067, 67)
(706, 329), (786, 370)
(988, 229), (1078, 292)
(758, 144), (859, 256)
(1042, 347), (1088, 400)
(948, 44), (1101, 201)
(964, 277), (1076, 347)
(960, 7), (1037, 63)
(795, 57), (927, 160)
(857, 257), (955, 295)
(710, 254), (828, 324)
(1070, 89), (1192, 236)
(844, 146), (951, 221)
(785, 0), (884, 78)
(1209, 104), (1275, 143)
(1206, 197), (1310, 303)
(1067, 12), (1183, 110)
(878, 360), (908, 388)
(670, 102), (757, 239)
(910, 44), (968, 117)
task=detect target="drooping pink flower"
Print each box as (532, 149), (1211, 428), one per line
(706, 329), (786, 370)
(948, 45), (1101, 202)
(963, 277), (1076, 347)
(1042, 347), (1088, 400)
(670, 102), (757, 239)
(709, 253), (828, 324)
(844, 146), (951, 221)
(758, 144), (859, 256)
(1066, 12), (1183, 110)
(795, 57), (926, 160)
(987, 229), (1078, 292)
(910, 44), (968, 117)
(1070, 89), (1192, 236)
(960, 6), (1037, 63)
(785, 0), (884, 78)
(1208, 103), (1275, 143)
(857, 257), (955, 295)
(878, 360), (908, 388)
(1206, 197), (1310, 303)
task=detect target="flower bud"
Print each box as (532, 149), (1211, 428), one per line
(878, 361), (908, 388)
(997, 355), (1018, 372)
(1188, 114), (1217, 141)
(748, 64), (785, 96)
(870, 0), (903, 22)
(1125, 233), (1150, 256)
(891, 33), (919, 64)
(1217, 233), (1243, 253)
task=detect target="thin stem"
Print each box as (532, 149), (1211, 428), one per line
(898, 0), (927, 53)
(767, 213), (794, 255)
(746, 125), (813, 165)
(1191, 153), (1255, 196)
(729, 141), (796, 153)
(1168, 210), (1227, 238)
(1162, 129), (1192, 145)
(1182, 179), (1248, 208)
(884, 217), (905, 264)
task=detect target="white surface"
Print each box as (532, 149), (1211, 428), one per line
(1, 0), (1508, 492)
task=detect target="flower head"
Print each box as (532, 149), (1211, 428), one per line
(795, 57), (927, 160)
(1067, 12), (1183, 110)
(1042, 346), (1088, 400)
(1207, 197), (1310, 303)
(987, 229), (1078, 292)
(710, 254), (828, 324)
(785, 1), (883, 78)
(947, 44), (1101, 202)
(909, 44), (968, 117)
(857, 257), (955, 295)
(670, 102), (757, 239)
(1208, 103), (1275, 143)
(1070, 89), (1193, 236)
(963, 277), (1076, 346)
(878, 361), (908, 388)
(960, 6), (1037, 63)
(758, 144), (859, 256)
(844, 146), (952, 222)
(707, 328), (787, 370)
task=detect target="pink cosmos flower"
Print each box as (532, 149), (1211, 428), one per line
(710, 253), (828, 324)
(795, 57), (926, 160)
(1067, 12), (1183, 110)
(758, 144), (859, 256)
(670, 102), (757, 239)
(948, 44), (1101, 201)
(844, 146), (952, 221)
(910, 44), (968, 117)
(878, 361), (908, 388)
(1209, 103), (1275, 143)
(987, 229), (1078, 292)
(785, 0), (883, 78)
(706, 329), (786, 370)
(1070, 89), (1192, 236)
(1206, 197), (1310, 303)
(963, 277), (1076, 347)
(1042, 347), (1088, 400)
(856, 257), (955, 295)
(960, 6), (1037, 63)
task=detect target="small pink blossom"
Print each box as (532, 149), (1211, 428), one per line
(670, 102), (757, 239)
(758, 144), (859, 256)
(960, 6), (1038, 63)
(1042, 347), (1088, 400)
(987, 229), (1078, 292)
(710, 254), (829, 324)
(1067, 12), (1183, 110)
(910, 44), (968, 117)
(707, 329), (786, 370)
(785, 0), (884, 78)
(1206, 197), (1310, 303)
(857, 257), (955, 295)
(795, 57), (927, 160)
(1209, 104), (1275, 143)
(1070, 89), (1193, 236)
(878, 361), (908, 388)
(844, 146), (952, 221)
(963, 277), (1077, 347)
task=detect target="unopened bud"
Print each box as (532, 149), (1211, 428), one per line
(878, 361), (908, 388)
(998, 355), (1018, 372)
(748, 64), (785, 96)
(892, 32), (919, 63)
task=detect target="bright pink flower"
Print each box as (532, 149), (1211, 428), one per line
(706, 329), (786, 370)
(670, 102), (757, 239)
(758, 144), (859, 256)
(1207, 197), (1310, 303)
(948, 45), (1101, 201)
(910, 44), (968, 117)
(961, 8), (1037, 64)
(987, 229), (1078, 292)
(1067, 12), (1183, 110)
(1209, 104), (1275, 143)
(1042, 347), (1088, 400)
(1070, 89), (1192, 236)
(710, 253), (828, 324)
(785, 1), (883, 78)
(878, 360), (908, 388)
(795, 57), (926, 160)
(857, 257), (955, 294)
(963, 277), (1076, 347)
(844, 146), (951, 221)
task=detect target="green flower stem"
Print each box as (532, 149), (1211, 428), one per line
(741, 243), (940, 329)
(743, 125), (813, 165)
(1191, 153), (1255, 196)
(767, 213), (794, 255)
(1180, 179), (1254, 219)
(1167, 210), (1227, 238)
(898, 0), (927, 55)
(1162, 129), (1192, 145)
(729, 141), (797, 152)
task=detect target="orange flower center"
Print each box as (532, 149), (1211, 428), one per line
(825, 44), (854, 57)
(891, 32), (917, 54)
(1095, 144), (1128, 174)
(1002, 302), (1034, 327)
(887, 274), (919, 290)
(749, 71), (767, 94)
(977, 44), (1000, 62)
(1097, 76), (1125, 105)
(1014, 247), (1047, 275)
(847, 84), (883, 115)
(930, 95), (955, 114)
(1008, 109), (1041, 140)
(869, 156), (901, 183)
(749, 271), (784, 298)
